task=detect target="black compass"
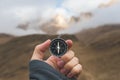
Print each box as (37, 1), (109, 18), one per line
(49, 38), (68, 57)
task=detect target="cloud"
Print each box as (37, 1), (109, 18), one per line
(59, 2), (120, 34)
(62, 0), (112, 13)
(0, 0), (57, 35)
(0, 0), (120, 35)
(98, 0), (119, 8)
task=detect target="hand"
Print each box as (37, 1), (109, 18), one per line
(31, 39), (82, 78)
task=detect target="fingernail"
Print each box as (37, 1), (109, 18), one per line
(60, 68), (68, 74)
(67, 73), (73, 78)
(57, 60), (65, 68)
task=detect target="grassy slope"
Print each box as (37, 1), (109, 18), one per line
(75, 25), (120, 80)
(0, 34), (14, 45)
(0, 34), (77, 80)
(0, 24), (120, 80)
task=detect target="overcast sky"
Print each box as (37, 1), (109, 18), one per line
(0, 0), (120, 35)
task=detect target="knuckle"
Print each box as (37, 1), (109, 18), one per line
(66, 50), (74, 59)
(35, 45), (39, 48)
(78, 64), (82, 70)
(61, 50), (75, 63)
(65, 56), (71, 62)
(35, 45), (39, 50)
(80, 65), (82, 71)
(64, 63), (72, 70)
(73, 64), (82, 74)
(73, 57), (79, 63)
(69, 50), (75, 56)
(73, 67), (80, 74)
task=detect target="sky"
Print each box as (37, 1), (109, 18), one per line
(0, 0), (120, 36)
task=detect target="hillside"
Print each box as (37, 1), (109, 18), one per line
(0, 34), (14, 45)
(0, 34), (78, 80)
(76, 24), (120, 49)
(0, 24), (120, 80)
(75, 24), (120, 80)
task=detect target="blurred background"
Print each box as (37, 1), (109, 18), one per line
(0, 0), (120, 80)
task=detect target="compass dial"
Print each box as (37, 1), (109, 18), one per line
(49, 38), (68, 57)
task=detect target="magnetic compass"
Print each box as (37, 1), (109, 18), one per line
(49, 38), (68, 57)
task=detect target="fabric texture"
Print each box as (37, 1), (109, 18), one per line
(29, 60), (76, 80)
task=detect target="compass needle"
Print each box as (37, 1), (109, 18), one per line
(50, 38), (68, 57)
(57, 42), (60, 54)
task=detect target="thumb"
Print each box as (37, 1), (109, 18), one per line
(31, 39), (51, 60)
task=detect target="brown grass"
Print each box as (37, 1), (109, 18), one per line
(0, 24), (120, 80)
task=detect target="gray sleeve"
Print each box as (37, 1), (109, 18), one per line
(29, 60), (76, 80)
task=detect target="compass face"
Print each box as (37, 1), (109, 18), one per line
(49, 38), (68, 57)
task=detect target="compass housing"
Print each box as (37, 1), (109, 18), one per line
(49, 38), (68, 57)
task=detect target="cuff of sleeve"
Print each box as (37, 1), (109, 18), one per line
(29, 60), (76, 80)
(29, 60), (55, 72)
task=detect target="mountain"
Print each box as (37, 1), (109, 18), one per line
(75, 24), (120, 49)
(0, 34), (77, 80)
(0, 34), (14, 45)
(75, 24), (120, 80)
(0, 24), (120, 80)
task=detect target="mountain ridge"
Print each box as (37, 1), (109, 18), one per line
(0, 24), (120, 80)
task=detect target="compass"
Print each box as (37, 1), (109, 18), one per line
(49, 38), (68, 57)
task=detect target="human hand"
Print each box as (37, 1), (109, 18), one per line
(31, 39), (82, 78)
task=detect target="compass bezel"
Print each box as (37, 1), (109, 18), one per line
(49, 38), (68, 57)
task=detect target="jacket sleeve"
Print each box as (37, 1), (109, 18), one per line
(29, 60), (76, 80)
